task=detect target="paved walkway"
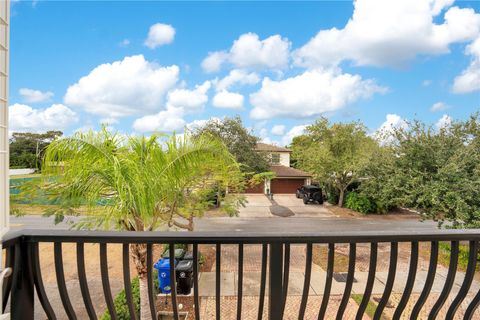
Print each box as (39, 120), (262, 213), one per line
(194, 244), (480, 319)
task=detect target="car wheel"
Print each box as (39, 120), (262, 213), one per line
(303, 196), (309, 204)
(314, 192), (323, 204)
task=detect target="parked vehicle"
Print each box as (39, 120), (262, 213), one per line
(297, 185), (323, 204)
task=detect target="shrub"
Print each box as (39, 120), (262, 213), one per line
(324, 184), (339, 205)
(344, 192), (377, 214)
(101, 272), (159, 320)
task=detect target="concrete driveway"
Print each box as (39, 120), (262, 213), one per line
(238, 194), (336, 218)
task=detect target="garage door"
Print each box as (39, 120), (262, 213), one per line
(271, 178), (305, 194)
(245, 182), (264, 193)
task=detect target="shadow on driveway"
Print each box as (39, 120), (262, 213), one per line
(268, 196), (295, 217)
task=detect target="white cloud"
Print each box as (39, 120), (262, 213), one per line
(185, 117), (221, 131)
(249, 69), (387, 120)
(271, 125), (286, 136)
(374, 114), (408, 143)
(430, 101), (450, 112)
(212, 90), (244, 109)
(9, 103), (78, 133)
(214, 69), (260, 91)
(144, 23), (175, 49)
(453, 36), (480, 93)
(167, 81), (211, 112)
(133, 106), (185, 133)
(202, 33), (291, 72)
(119, 39), (130, 47)
(19, 88), (54, 103)
(422, 80), (432, 87)
(132, 81), (210, 133)
(293, 0), (480, 69)
(281, 125), (307, 146)
(436, 114), (452, 129)
(201, 51), (229, 73)
(64, 55), (179, 117)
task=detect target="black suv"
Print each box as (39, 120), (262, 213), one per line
(296, 185), (323, 204)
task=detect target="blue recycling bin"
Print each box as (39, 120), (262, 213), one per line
(154, 258), (176, 293)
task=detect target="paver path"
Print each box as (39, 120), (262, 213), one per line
(196, 243), (480, 319)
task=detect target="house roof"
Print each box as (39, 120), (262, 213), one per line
(270, 165), (312, 178)
(255, 143), (292, 153)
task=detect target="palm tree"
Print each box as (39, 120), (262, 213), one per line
(42, 128), (239, 319)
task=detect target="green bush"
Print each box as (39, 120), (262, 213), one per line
(101, 272), (159, 320)
(324, 184), (339, 205)
(344, 192), (377, 214)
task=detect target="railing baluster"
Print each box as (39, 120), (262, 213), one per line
(373, 241), (398, 320)
(100, 243), (117, 320)
(410, 241), (438, 320)
(318, 243), (334, 320)
(147, 244), (157, 320)
(268, 242), (283, 320)
(2, 246), (14, 313)
(11, 242), (34, 320)
(216, 243), (221, 320)
(76, 243), (96, 320)
(446, 240), (478, 318)
(393, 241), (418, 320)
(193, 243), (201, 320)
(356, 242), (378, 320)
(299, 243), (313, 319)
(465, 289), (480, 320)
(428, 240), (459, 320)
(258, 243), (267, 320)
(237, 243), (244, 320)
(336, 243), (356, 320)
(123, 244), (137, 320)
(281, 243), (290, 317)
(170, 244), (179, 320)
(54, 242), (77, 320)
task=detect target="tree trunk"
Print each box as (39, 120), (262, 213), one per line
(131, 243), (150, 320)
(338, 188), (345, 207)
(138, 274), (150, 320)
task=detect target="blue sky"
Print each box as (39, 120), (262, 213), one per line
(8, 0), (480, 145)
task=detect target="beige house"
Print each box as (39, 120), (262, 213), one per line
(246, 143), (312, 194)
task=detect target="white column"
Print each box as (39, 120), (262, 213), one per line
(0, 2), (9, 317)
(0, 0), (9, 240)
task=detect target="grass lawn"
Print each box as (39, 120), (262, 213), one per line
(351, 294), (390, 320)
(10, 173), (42, 179)
(11, 203), (110, 216)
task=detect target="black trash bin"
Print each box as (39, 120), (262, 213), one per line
(176, 260), (194, 295)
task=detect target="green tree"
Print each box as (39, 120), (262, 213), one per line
(291, 118), (377, 207)
(193, 116), (270, 174)
(360, 115), (480, 227)
(9, 131), (63, 169)
(42, 128), (239, 319)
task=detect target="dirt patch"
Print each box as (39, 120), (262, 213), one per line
(326, 202), (421, 220)
(157, 295), (197, 320)
(199, 245), (216, 272)
(325, 203), (364, 218)
(312, 244), (350, 272)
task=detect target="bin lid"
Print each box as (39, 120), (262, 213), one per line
(183, 251), (193, 260)
(176, 260), (193, 271)
(162, 248), (185, 259)
(154, 258), (176, 270)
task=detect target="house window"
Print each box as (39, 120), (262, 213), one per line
(271, 153), (280, 164)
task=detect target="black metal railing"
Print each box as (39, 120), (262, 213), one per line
(2, 229), (480, 319)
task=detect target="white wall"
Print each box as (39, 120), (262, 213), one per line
(279, 152), (290, 166)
